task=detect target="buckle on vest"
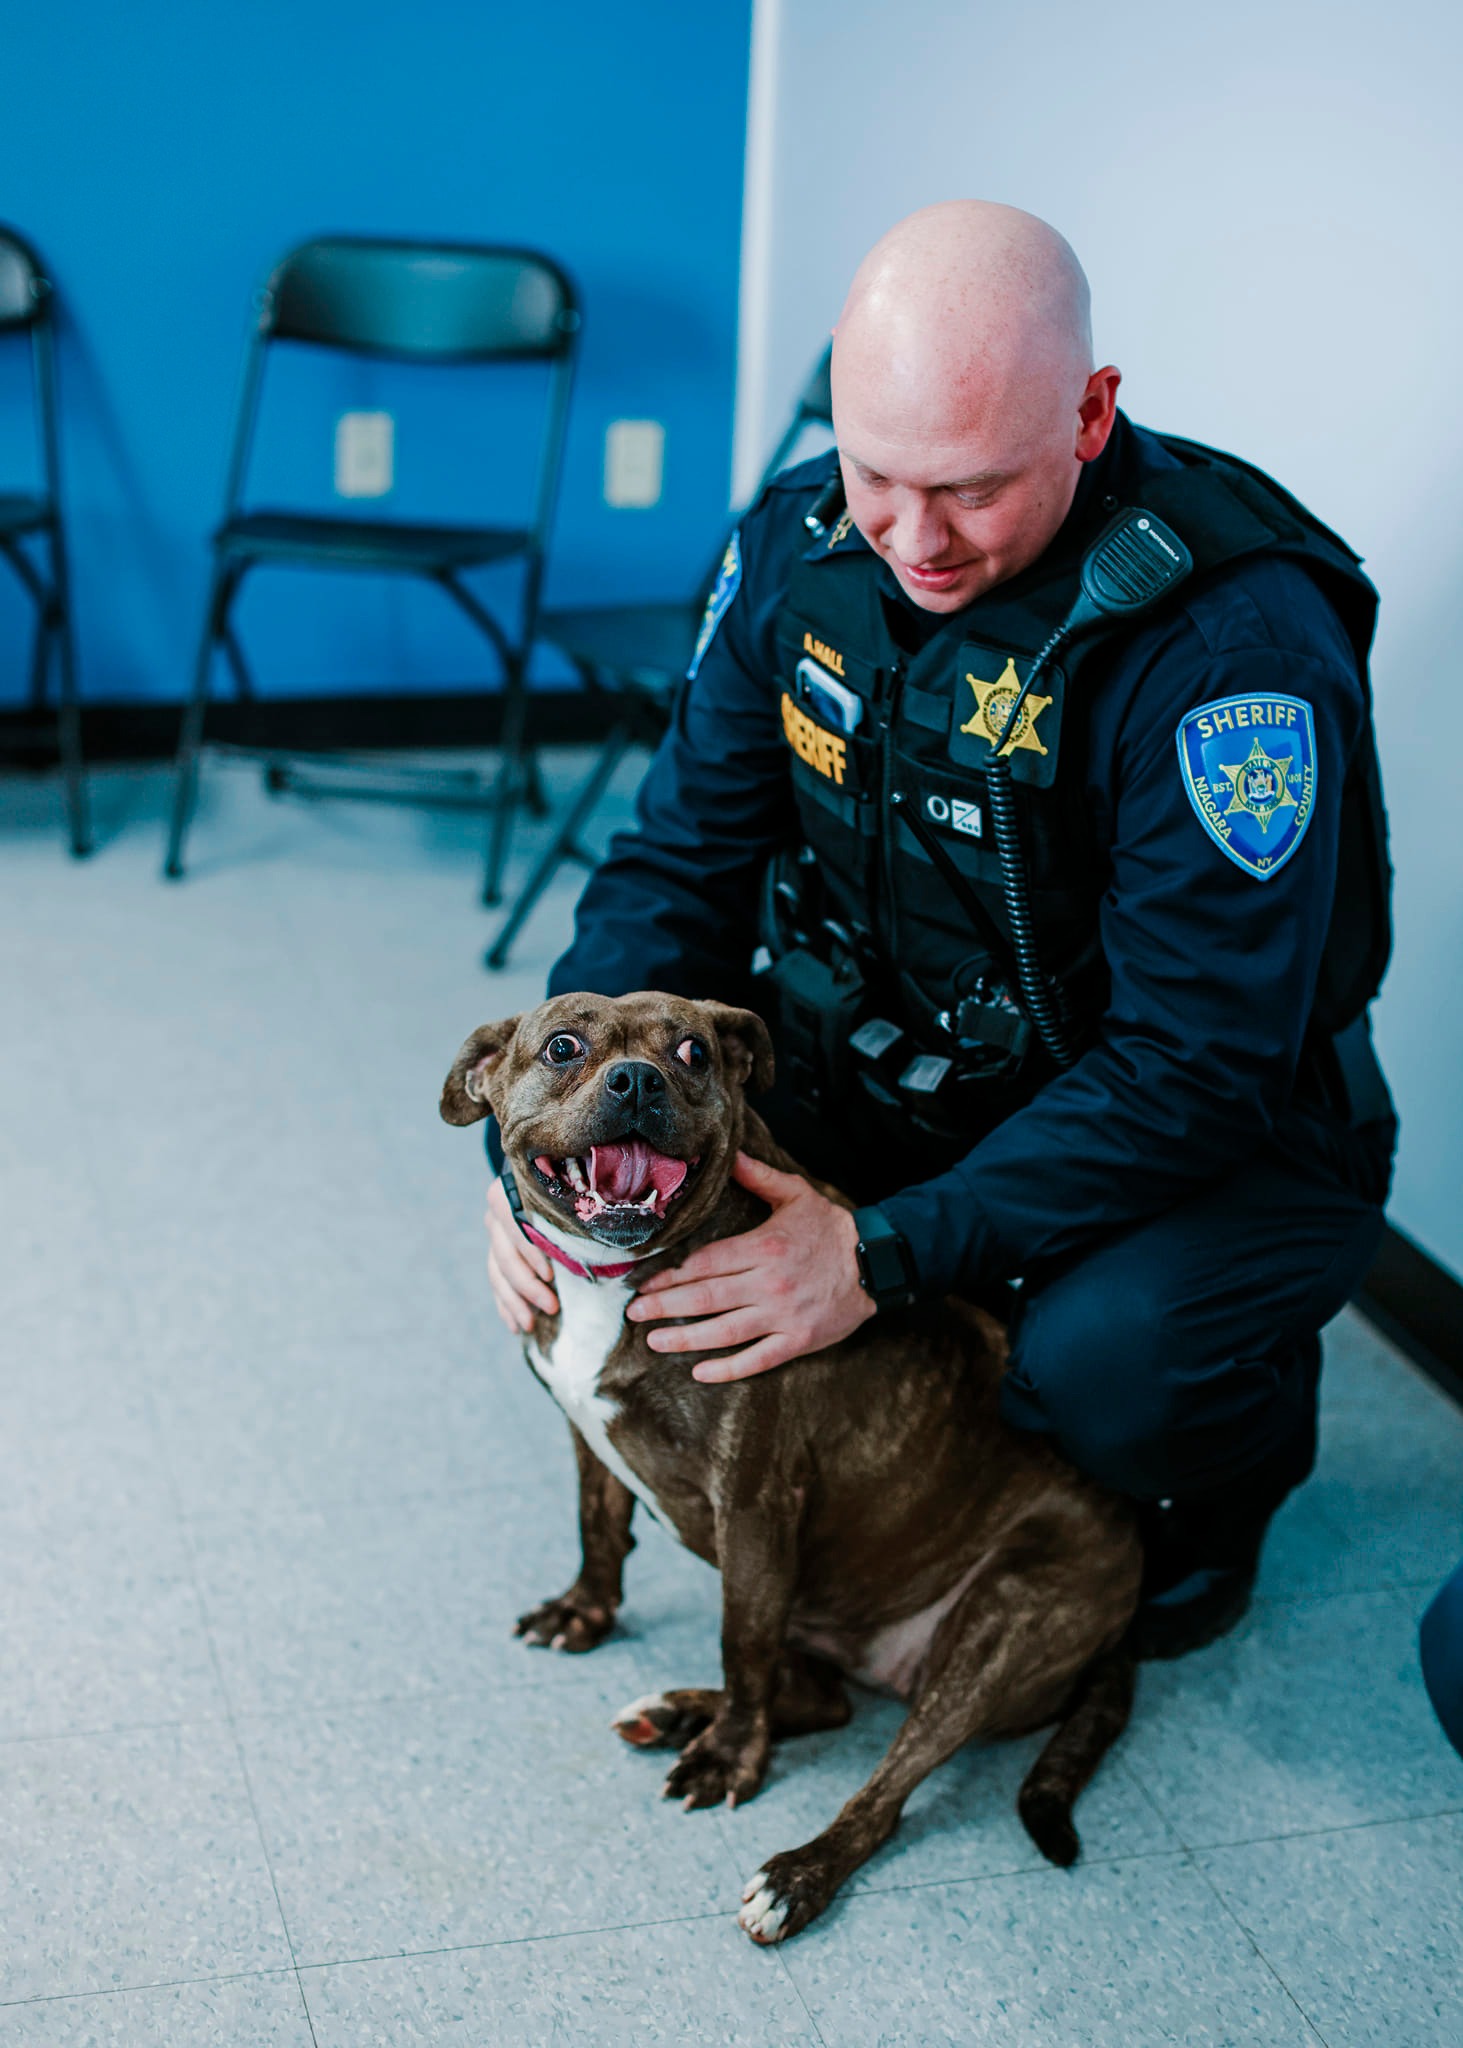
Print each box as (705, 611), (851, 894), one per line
(897, 1053), (954, 1104)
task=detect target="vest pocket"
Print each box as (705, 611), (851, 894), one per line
(886, 739), (1000, 870)
(776, 624), (882, 806)
(779, 687), (875, 798)
(885, 740), (1096, 979)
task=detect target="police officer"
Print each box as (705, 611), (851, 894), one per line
(485, 201), (1396, 1657)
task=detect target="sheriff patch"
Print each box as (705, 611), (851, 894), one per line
(687, 532), (742, 680)
(1177, 692), (1317, 880)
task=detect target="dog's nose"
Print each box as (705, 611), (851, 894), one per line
(603, 1061), (666, 1115)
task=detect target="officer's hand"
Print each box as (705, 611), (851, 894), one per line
(626, 1152), (876, 1382)
(485, 1176), (559, 1334)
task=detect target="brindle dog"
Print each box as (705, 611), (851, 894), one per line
(442, 991), (1141, 1944)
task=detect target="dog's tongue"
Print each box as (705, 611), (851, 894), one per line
(590, 1141), (688, 1204)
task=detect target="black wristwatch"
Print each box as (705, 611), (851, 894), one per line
(852, 1205), (917, 1312)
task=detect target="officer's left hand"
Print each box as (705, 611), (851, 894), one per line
(625, 1152), (876, 1382)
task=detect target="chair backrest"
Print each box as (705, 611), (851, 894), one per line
(0, 225), (49, 333)
(217, 234), (581, 553)
(261, 237), (578, 362)
(751, 346), (834, 491)
(690, 344), (834, 604)
(0, 225), (62, 505)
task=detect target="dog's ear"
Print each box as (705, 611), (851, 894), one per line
(702, 1003), (775, 1095)
(440, 1016), (521, 1126)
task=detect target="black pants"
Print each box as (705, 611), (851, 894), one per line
(767, 1075), (1394, 1505)
(998, 1107), (1393, 1501)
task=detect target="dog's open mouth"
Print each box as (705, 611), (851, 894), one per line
(531, 1142), (700, 1223)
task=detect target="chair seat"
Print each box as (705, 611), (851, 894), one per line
(540, 598), (704, 683)
(215, 510), (529, 571)
(0, 493), (49, 537)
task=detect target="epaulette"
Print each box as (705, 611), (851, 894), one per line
(760, 448), (839, 501)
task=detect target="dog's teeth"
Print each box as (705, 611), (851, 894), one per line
(564, 1158), (588, 1192)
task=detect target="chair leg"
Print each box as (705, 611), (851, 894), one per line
(53, 613), (92, 860)
(524, 746), (548, 818)
(481, 656), (531, 908)
(221, 623), (257, 701)
(484, 726), (632, 970)
(45, 529), (93, 859)
(27, 607), (49, 710)
(164, 566), (228, 879)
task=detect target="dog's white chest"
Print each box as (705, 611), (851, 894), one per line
(526, 1269), (677, 1535)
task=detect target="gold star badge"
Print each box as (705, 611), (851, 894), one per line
(1219, 737), (1299, 835)
(959, 656), (1052, 756)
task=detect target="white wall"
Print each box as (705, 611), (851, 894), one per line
(736, 0), (1463, 1276)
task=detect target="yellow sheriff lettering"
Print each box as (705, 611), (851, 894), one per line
(1196, 700), (1300, 740)
(801, 631), (846, 676)
(960, 656), (1051, 756)
(781, 691), (848, 785)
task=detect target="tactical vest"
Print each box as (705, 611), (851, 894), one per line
(769, 420), (1391, 1110)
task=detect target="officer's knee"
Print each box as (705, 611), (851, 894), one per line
(1001, 1277), (1194, 1498)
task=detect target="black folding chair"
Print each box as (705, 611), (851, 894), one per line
(163, 236), (579, 894)
(0, 226), (90, 857)
(483, 345), (832, 968)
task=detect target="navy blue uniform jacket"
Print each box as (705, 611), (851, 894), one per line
(540, 419), (1372, 1299)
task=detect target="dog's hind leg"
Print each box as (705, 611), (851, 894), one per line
(613, 1650), (852, 1752)
(516, 1426), (636, 1653)
(771, 1649), (853, 1736)
(1017, 1643), (1136, 1866)
(738, 1548), (1126, 1945)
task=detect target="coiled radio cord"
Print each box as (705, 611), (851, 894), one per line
(984, 623), (1077, 1070)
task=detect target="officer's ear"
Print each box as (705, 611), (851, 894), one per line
(440, 1015), (522, 1125)
(703, 1003), (775, 1095)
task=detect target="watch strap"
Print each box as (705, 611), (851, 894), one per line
(852, 1204), (916, 1311)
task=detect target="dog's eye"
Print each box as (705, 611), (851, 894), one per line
(542, 1033), (587, 1067)
(675, 1037), (708, 1070)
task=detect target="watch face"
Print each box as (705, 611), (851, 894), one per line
(855, 1231), (901, 1307)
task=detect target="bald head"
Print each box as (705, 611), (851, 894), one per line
(830, 202), (1119, 611)
(835, 202), (1093, 455)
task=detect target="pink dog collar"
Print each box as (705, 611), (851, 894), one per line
(520, 1219), (640, 1283)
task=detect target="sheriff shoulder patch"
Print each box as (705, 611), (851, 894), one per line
(687, 532), (742, 680)
(1176, 692), (1317, 880)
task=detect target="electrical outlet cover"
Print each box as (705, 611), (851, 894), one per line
(604, 419), (665, 508)
(335, 412), (394, 498)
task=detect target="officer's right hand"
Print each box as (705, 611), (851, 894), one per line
(485, 1176), (559, 1334)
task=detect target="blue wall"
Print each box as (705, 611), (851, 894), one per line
(0, 2), (752, 702)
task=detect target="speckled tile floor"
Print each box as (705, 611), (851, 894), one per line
(2, 753), (1460, 2046)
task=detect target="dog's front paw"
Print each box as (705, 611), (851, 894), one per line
(738, 1848), (838, 1944)
(514, 1591), (615, 1652)
(660, 1722), (769, 1811)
